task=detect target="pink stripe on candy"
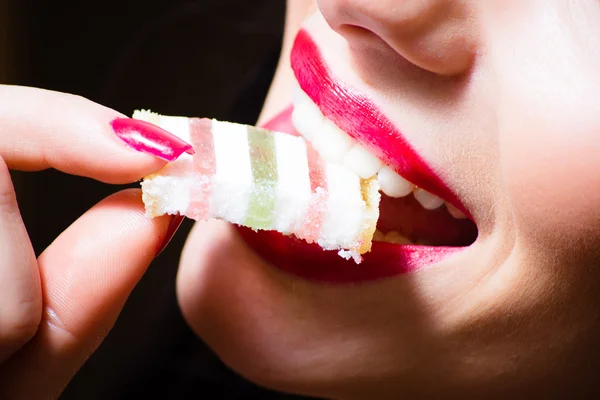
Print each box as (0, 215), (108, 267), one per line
(187, 118), (216, 220)
(296, 143), (328, 242)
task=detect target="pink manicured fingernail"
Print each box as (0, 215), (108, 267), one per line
(110, 118), (195, 161)
(156, 214), (185, 256)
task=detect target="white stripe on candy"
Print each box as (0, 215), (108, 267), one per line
(158, 115), (191, 144)
(273, 133), (312, 234)
(319, 163), (366, 250)
(211, 120), (253, 225)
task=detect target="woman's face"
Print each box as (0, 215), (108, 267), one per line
(177, 1), (600, 398)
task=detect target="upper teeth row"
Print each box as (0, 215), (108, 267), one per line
(291, 87), (466, 219)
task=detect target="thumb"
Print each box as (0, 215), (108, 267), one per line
(0, 189), (178, 399)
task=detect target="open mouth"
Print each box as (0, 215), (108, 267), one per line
(292, 85), (477, 248)
(291, 29), (478, 249)
(235, 29), (478, 283)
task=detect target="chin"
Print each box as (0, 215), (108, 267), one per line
(175, 7), (600, 399)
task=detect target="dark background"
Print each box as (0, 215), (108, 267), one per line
(3, 1), (314, 398)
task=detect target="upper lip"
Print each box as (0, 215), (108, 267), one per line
(290, 29), (470, 219)
(234, 29), (475, 284)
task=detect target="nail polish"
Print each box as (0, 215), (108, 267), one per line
(156, 214), (185, 257)
(110, 118), (195, 161)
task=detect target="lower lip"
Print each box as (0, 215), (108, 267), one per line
(235, 106), (464, 284)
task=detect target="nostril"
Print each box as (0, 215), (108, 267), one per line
(341, 24), (476, 77)
(335, 24), (395, 54)
(319, 0), (477, 77)
(337, 24), (377, 40)
(334, 23), (475, 78)
(398, 31), (477, 76)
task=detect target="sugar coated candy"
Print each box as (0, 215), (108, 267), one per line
(136, 110), (380, 263)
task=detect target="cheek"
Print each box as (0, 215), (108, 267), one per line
(498, 99), (600, 246)
(484, 1), (600, 249)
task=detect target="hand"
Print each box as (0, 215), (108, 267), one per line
(0, 85), (186, 399)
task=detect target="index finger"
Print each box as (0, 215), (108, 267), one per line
(0, 85), (188, 184)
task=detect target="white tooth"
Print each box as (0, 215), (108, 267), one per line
(342, 143), (383, 179)
(446, 203), (467, 219)
(291, 90), (324, 141)
(292, 104), (322, 141)
(292, 85), (314, 108)
(292, 85), (305, 105)
(377, 166), (414, 198)
(310, 119), (354, 164)
(292, 86), (384, 175)
(413, 188), (444, 210)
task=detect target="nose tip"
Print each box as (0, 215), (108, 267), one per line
(318, 0), (477, 76)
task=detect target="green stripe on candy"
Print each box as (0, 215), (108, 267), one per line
(245, 126), (278, 229)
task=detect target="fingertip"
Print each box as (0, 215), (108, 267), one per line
(37, 188), (176, 337)
(0, 86), (170, 184)
(110, 117), (194, 162)
(95, 188), (176, 251)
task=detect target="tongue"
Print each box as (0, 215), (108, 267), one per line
(377, 194), (477, 246)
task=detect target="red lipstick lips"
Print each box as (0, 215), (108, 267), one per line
(235, 30), (474, 284)
(291, 29), (468, 217)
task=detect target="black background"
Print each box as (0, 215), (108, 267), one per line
(4, 0), (314, 398)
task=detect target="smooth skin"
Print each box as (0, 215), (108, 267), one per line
(3, 1), (600, 398)
(0, 85), (174, 399)
(177, 1), (600, 399)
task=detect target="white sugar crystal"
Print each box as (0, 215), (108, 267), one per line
(273, 134), (311, 233)
(318, 163), (367, 250)
(211, 120), (253, 224)
(141, 158), (193, 217)
(136, 111), (380, 263)
(158, 115), (191, 143)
